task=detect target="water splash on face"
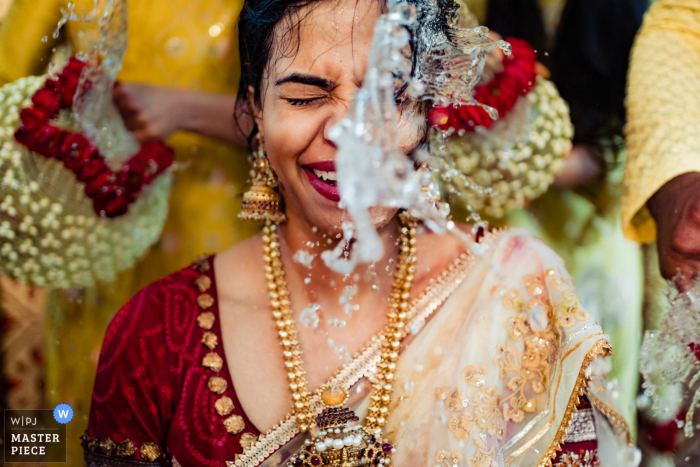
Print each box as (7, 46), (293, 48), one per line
(300, 303), (321, 330)
(293, 249), (315, 268)
(325, 0), (507, 272)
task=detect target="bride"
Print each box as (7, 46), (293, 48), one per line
(82, 0), (632, 466)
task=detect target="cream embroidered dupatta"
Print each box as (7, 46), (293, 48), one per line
(230, 229), (630, 467)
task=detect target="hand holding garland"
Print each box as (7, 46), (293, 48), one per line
(112, 82), (252, 146)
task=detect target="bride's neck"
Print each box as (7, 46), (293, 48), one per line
(275, 216), (400, 308)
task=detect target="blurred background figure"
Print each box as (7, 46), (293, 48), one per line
(461, 0), (648, 427)
(0, 0), (256, 463)
(624, 0), (700, 465)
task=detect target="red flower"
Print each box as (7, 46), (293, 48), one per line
(19, 107), (50, 130)
(59, 134), (93, 171)
(35, 126), (67, 159)
(31, 88), (61, 118)
(429, 37), (537, 133)
(77, 155), (109, 182)
(94, 189), (132, 218)
(56, 58), (87, 107)
(84, 170), (112, 198)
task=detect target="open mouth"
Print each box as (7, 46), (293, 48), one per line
(302, 161), (340, 202)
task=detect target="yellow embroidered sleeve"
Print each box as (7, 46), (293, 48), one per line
(622, 0), (700, 243)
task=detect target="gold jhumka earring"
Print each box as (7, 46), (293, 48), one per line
(238, 132), (286, 223)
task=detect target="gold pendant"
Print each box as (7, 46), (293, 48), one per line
(286, 407), (395, 467)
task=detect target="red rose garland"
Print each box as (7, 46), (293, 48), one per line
(428, 37), (537, 132)
(14, 57), (174, 218)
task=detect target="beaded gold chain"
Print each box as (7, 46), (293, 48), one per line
(261, 215), (416, 456)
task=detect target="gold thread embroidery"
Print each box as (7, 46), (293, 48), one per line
(202, 331), (218, 350)
(197, 312), (216, 330)
(216, 396), (235, 416)
(140, 442), (161, 462)
(240, 432), (259, 450)
(196, 275), (212, 292)
(198, 293), (215, 310)
(195, 255), (210, 272)
(209, 376), (228, 394)
(202, 352), (224, 372)
(116, 439), (136, 458)
(553, 449), (599, 467)
(99, 438), (116, 456)
(224, 415), (246, 435)
(434, 450), (464, 467)
(586, 389), (633, 446)
(537, 339), (611, 467)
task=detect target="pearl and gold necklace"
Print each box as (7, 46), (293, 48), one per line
(261, 215), (417, 467)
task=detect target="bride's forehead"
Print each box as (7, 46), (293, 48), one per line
(270, 0), (380, 75)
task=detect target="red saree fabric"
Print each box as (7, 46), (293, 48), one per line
(84, 257), (260, 466)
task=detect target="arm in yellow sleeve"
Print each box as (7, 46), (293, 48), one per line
(0, 0), (64, 84)
(623, 0), (700, 243)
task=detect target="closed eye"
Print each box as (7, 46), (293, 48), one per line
(286, 97), (324, 106)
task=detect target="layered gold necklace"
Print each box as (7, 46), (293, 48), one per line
(261, 215), (417, 467)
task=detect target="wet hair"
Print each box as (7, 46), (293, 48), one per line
(237, 0), (324, 115)
(235, 0), (455, 146)
(485, 0), (647, 154)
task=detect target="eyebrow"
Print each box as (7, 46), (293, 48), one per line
(275, 73), (336, 90)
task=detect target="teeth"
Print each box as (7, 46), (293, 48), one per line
(312, 169), (337, 182)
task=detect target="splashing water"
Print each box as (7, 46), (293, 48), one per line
(324, 0), (508, 271)
(53, 0), (139, 167)
(299, 304), (321, 330)
(293, 249), (315, 268)
(640, 280), (700, 436)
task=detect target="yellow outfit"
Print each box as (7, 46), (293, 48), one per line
(623, 0), (700, 243)
(0, 0), (258, 463)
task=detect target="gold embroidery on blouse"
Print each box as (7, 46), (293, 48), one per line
(553, 449), (599, 467)
(116, 439), (136, 457)
(224, 415), (246, 434)
(202, 331), (218, 349)
(195, 254), (211, 272)
(99, 437), (116, 456)
(209, 376), (228, 394)
(140, 442), (161, 462)
(198, 293), (215, 310)
(203, 352), (224, 372)
(215, 396), (235, 416)
(197, 311), (216, 330)
(240, 432), (259, 450)
(196, 274), (212, 292)
(80, 432), (99, 452)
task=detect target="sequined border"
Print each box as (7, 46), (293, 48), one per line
(536, 339), (629, 466)
(81, 432), (162, 463)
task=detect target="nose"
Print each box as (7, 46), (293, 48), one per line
(322, 110), (342, 149)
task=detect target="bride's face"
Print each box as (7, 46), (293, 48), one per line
(256, 0), (423, 234)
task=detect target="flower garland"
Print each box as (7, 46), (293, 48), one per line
(13, 57), (174, 218)
(428, 37), (537, 132)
